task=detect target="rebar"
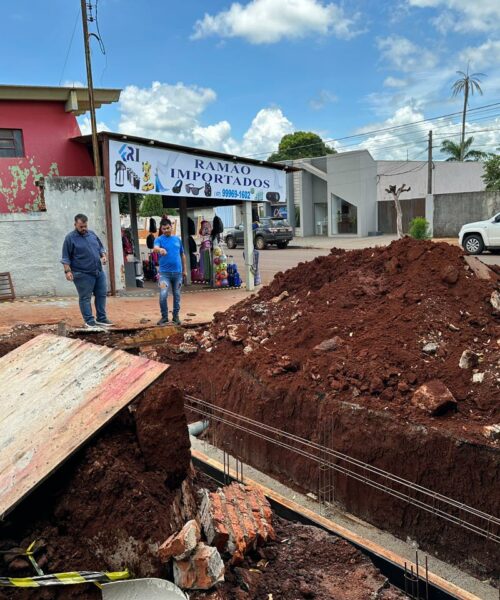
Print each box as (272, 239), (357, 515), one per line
(185, 394), (499, 543)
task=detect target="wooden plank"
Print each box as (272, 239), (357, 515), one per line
(191, 448), (482, 600)
(464, 256), (496, 281)
(0, 272), (14, 301)
(0, 333), (168, 518)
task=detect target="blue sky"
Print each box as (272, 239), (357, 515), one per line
(2, 0), (499, 160)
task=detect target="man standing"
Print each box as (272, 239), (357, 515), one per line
(153, 220), (186, 326)
(61, 214), (113, 328)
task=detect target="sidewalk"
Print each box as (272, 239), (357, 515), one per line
(290, 234), (397, 250)
(0, 287), (250, 334)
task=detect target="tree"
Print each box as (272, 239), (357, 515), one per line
(139, 194), (164, 217)
(451, 68), (485, 160)
(385, 184), (411, 239)
(268, 131), (336, 162)
(440, 136), (487, 162)
(482, 152), (500, 191)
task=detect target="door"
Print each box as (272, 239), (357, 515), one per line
(489, 214), (500, 245)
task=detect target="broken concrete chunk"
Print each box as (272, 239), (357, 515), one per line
(472, 372), (484, 383)
(199, 483), (275, 565)
(411, 380), (457, 416)
(271, 290), (289, 304)
(277, 355), (300, 372)
(227, 324), (249, 343)
(490, 290), (500, 311)
(422, 342), (438, 355)
(159, 519), (201, 562)
(459, 349), (480, 369)
(483, 424), (500, 441)
(251, 303), (268, 315)
(173, 542), (224, 590)
(177, 342), (199, 354)
(313, 336), (345, 354)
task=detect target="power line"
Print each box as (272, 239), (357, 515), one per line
(249, 101), (500, 159)
(58, 7), (81, 86)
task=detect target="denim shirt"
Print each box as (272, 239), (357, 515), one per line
(61, 230), (106, 274)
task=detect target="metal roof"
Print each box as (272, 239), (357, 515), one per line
(0, 85), (121, 115)
(72, 131), (300, 172)
(0, 333), (168, 518)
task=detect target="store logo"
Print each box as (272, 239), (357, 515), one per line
(119, 144), (139, 162)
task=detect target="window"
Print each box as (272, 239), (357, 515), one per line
(0, 129), (24, 158)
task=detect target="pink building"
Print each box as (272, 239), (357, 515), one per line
(0, 85), (120, 212)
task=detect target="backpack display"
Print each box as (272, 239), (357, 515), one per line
(146, 233), (155, 249)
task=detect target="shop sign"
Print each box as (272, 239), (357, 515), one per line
(109, 140), (285, 203)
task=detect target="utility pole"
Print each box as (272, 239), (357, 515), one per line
(427, 130), (433, 195)
(80, 0), (101, 177)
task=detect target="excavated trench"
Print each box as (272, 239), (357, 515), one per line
(0, 238), (499, 598)
(156, 238), (500, 584)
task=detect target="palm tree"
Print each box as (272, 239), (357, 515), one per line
(452, 67), (485, 160)
(440, 137), (487, 162)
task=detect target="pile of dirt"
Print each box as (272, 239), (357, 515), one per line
(0, 382), (196, 600)
(156, 238), (499, 578)
(166, 238), (499, 438)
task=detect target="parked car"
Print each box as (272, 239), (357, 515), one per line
(225, 217), (294, 250)
(459, 213), (500, 255)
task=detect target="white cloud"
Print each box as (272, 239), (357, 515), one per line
(309, 90), (338, 110)
(338, 104), (500, 161)
(62, 80), (85, 88)
(114, 81), (293, 158)
(377, 36), (437, 73)
(192, 0), (362, 44)
(407, 0), (500, 33)
(240, 108), (294, 156)
(459, 40), (500, 71)
(78, 116), (110, 135)
(383, 76), (407, 88)
(118, 81), (217, 145)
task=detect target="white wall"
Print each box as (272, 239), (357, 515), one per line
(377, 161), (485, 201)
(327, 151), (378, 236)
(0, 177), (108, 297)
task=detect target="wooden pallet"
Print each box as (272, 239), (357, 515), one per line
(0, 272), (15, 301)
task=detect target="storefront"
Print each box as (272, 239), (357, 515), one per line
(74, 132), (295, 294)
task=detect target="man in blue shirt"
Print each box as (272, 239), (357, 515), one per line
(153, 220), (186, 326)
(61, 213), (113, 328)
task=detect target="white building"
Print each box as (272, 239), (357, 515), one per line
(287, 151), (486, 237)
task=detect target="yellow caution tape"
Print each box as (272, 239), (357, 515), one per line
(0, 570), (130, 588)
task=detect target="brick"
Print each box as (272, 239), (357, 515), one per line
(173, 542), (225, 590)
(159, 519), (201, 562)
(199, 483), (275, 565)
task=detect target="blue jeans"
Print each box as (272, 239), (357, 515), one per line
(72, 270), (107, 324)
(159, 272), (182, 319)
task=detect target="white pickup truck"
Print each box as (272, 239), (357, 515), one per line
(459, 213), (500, 254)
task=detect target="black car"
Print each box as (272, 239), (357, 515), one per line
(225, 217), (293, 250)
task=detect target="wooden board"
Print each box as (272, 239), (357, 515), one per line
(0, 272), (15, 301)
(0, 333), (168, 518)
